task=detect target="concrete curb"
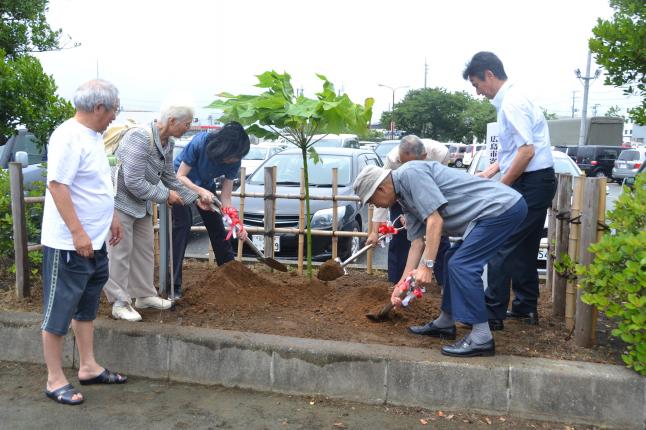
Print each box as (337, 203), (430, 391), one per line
(1, 311), (643, 429)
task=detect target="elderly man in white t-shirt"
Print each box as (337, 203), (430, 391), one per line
(366, 135), (449, 285)
(40, 80), (127, 405)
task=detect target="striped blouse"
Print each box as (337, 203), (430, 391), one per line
(113, 121), (197, 218)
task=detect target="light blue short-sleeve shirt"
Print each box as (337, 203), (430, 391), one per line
(392, 161), (521, 240)
(491, 82), (554, 174)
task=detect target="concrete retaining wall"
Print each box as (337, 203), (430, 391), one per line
(1, 311), (643, 429)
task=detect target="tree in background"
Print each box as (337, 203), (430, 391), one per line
(379, 88), (495, 143)
(589, 0), (645, 125)
(209, 71), (373, 278)
(0, 0), (75, 145)
(605, 105), (625, 118)
(541, 108), (559, 120)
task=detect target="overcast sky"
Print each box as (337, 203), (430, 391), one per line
(36, 0), (640, 125)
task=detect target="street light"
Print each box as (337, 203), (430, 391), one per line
(378, 83), (409, 139)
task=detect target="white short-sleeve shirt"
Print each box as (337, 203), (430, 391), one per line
(491, 82), (553, 174)
(41, 118), (114, 250)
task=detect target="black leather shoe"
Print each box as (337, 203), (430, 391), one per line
(408, 322), (456, 339)
(441, 336), (495, 357)
(506, 310), (539, 325)
(488, 319), (504, 331)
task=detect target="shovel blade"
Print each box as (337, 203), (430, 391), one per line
(260, 257), (288, 272)
(365, 302), (395, 322)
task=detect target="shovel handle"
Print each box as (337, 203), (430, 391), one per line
(340, 226), (404, 267)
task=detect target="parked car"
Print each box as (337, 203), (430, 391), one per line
(573, 145), (623, 180)
(374, 139), (399, 162)
(462, 144), (485, 167)
(0, 129), (47, 191)
(612, 147), (646, 182)
(447, 143), (467, 168)
(230, 147), (382, 261)
(622, 161), (645, 190)
(241, 144), (286, 175)
(467, 149), (583, 275)
(311, 134), (360, 149)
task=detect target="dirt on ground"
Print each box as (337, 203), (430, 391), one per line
(0, 260), (624, 365)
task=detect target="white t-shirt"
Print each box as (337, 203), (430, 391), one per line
(41, 118), (114, 250)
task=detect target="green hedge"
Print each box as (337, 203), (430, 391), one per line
(0, 168), (45, 278)
(578, 172), (646, 376)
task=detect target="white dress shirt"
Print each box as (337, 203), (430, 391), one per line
(491, 81), (553, 174)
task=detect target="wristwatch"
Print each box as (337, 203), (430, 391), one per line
(421, 258), (434, 269)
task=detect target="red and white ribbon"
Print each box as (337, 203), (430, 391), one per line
(377, 221), (398, 247)
(222, 207), (244, 240)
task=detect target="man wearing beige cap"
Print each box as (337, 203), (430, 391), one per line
(366, 135), (450, 286)
(353, 161), (526, 357)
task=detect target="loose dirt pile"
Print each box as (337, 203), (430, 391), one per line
(0, 260), (623, 364)
(316, 258), (345, 281)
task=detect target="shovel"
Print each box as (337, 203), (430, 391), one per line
(210, 197), (287, 272)
(316, 226), (404, 281)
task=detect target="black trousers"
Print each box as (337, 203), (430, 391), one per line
(387, 202), (450, 285)
(485, 167), (556, 320)
(172, 204), (235, 289)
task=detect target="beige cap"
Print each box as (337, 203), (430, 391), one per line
(353, 165), (392, 205)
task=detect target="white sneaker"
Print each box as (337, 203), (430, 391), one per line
(134, 296), (172, 310)
(112, 302), (142, 322)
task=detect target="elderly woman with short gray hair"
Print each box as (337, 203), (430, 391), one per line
(103, 102), (211, 321)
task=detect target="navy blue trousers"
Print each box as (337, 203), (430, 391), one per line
(485, 168), (556, 319)
(441, 199), (527, 324)
(387, 202), (449, 285)
(172, 204), (235, 289)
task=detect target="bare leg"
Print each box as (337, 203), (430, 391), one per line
(42, 330), (83, 402)
(71, 320), (104, 380)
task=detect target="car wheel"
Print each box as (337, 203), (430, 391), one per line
(594, 170), (606, 178)
(455, 159), (463, 168)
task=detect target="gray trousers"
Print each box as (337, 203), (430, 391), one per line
(103, 210), (158, 303)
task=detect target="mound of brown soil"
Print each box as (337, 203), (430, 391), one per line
(0, 260), (623, 365)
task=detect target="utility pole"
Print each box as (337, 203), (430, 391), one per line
(424, 59), (429, 89)
(378, 84), (409, 139)
(575, 51), (601, 146)
(571, 91), (578, 118)
(592, 103), (600, 117)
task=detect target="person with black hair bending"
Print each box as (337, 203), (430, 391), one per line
(171, 122), (251, 298)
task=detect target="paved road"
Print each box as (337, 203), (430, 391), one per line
(0, 362), (589, 430)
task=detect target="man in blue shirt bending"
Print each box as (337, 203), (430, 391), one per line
(172, 122), (250, 298)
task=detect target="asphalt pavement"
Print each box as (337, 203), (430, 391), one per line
(0, 361), (591, 430)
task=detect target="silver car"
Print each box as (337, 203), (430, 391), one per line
(612, 147), (646, 181)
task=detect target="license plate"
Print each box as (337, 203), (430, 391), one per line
(252, 235), (280, 252)
(537, 248), (548, 260)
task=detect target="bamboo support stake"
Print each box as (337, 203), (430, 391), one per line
(575, 177), (602, 347)
(546, 178), (559, 294)
(9, 163), (29, 298)
(297, 168), (305, 276)
(565, 176), (584, 331)
(552, 174), (572, 318)
(366, 205), (374, 275)
(331, 168), (338, 259)
(591, 177), (607, 343)
(153, 202), (159, 268)
(263, 166), (276, 264)
(236, 167), (247, 261)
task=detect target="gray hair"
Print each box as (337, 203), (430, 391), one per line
(73, 79), (119, 112)
(399, 135), (426, 159)
(158, 104), (195, 125)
